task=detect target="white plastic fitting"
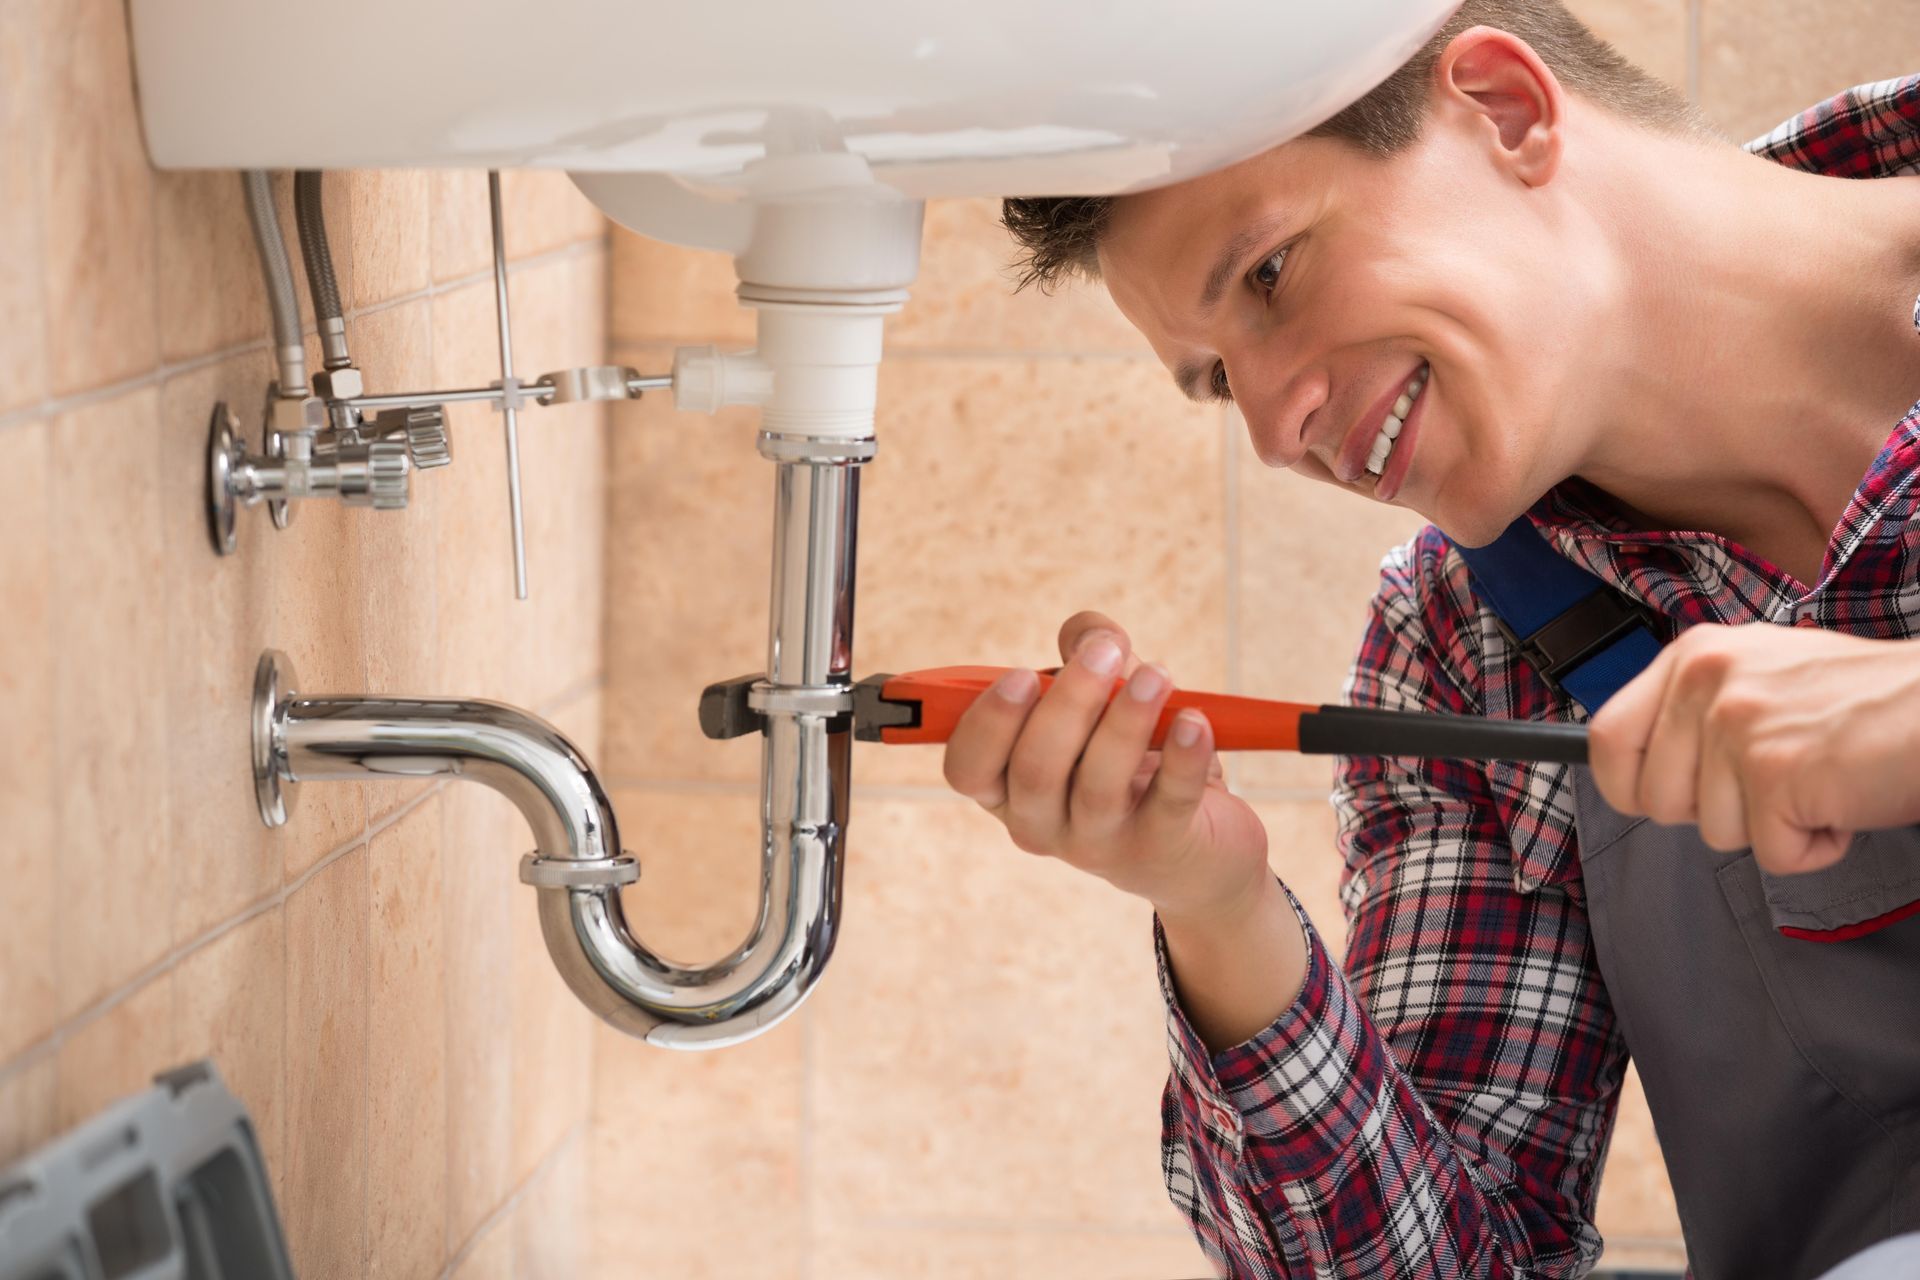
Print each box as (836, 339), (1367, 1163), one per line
(745, 301), (897, 440)
(672, 346), (775, 415)
(672, 296), (900, 440)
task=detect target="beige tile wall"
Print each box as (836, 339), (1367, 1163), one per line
(0, 1), (609, 1275)
(593, 4), (1915, 1278)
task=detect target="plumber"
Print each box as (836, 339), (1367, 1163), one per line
(939, 1), (1920, 1276)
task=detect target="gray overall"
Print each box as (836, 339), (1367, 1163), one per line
(1571, 770), (1920, 1279)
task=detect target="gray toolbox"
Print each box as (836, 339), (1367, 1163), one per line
(0, 1061), (293, 1280)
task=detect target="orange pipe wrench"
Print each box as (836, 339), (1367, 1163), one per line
(850, 666), (1588, 763)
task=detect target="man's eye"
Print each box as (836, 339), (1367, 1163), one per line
(1252, 246), (1290, 294)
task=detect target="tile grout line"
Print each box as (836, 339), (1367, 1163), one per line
(436, 1119), (587, 1279)
(37, 325), (60, 1121)
(146, 120), (167, 443)
(581, 835), (601, 1279)
(0, 662), (601, 1234)
(278, 815), (292, 1228)
(536, 672), (607, 720)
(421, 235), (460, 1277)
(439, 786), (457, 1271)
(28, 37), (53, 432)
(580, 215), (614, 1197)
(0, 234), (606, 438)
(359, 803), (373, 1277)
(0, 781), (451, 1093)
(357, 183), (378, 1271)
(31, 31), (58, 1114)
(355, 236), (605, 327)
(1, 663), (602, 1113)
(800, 1007), (816, 1280)
(0, 337), (268, 436)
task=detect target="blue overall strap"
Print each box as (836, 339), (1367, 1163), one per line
(1454, 518), (1664, 714)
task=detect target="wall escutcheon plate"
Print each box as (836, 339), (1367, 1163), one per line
(207, 401), (241, 555)
(252, 649), (298, 828)
(208, 400), (295, 556)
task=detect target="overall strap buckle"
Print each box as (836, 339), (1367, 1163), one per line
(1491, 588), (1658, 698)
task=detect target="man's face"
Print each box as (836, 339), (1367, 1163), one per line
(1097, 109), (1590, 546)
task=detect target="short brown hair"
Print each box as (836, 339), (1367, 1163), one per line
(1002, 0), (1711, 291)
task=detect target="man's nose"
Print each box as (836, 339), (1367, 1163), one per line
(1227, 361), (1327, 470)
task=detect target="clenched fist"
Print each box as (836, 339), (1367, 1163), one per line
(1589, 622), (1920, 875)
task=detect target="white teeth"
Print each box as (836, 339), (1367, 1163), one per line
(1365, 362), (1428, 479)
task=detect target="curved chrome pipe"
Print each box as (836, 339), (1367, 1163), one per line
(251, 446), (861, 1049)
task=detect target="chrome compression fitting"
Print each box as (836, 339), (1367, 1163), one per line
(207, 169), (668, 595)
(207, 396), (452, 548)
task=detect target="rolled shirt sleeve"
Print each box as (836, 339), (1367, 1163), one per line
(1150, 530), (1625, 1279)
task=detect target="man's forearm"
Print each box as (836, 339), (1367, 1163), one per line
(1156, 873), (1311, 1055)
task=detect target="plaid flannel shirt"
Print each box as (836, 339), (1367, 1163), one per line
(1153, 75), (1920, 1279)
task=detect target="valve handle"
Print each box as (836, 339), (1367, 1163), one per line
(335, 438), (410, 510)
(371, 405), (452, 469)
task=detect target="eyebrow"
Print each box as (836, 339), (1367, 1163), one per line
(1173, 211), (1296, 401)
(1199, 212), (1294, 314)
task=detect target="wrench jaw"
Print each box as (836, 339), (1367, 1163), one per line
(851, 674), (917, 742)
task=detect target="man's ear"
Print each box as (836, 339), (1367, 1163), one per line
(1432, 26), (1565, 187)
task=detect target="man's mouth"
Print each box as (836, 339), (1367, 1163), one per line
(1366, 361), (1429, 478)
(1333, 361), (1430, 485)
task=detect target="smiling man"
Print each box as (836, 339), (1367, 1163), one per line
(939, 1), (1920, 1277)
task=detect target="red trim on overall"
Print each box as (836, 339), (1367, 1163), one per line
(1777, 895), (1920, 943)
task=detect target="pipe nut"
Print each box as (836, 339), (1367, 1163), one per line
(746, 681), (852, 718)
(519, 853), (640, 888)
(312, 367), (364, 402)
(268, 393), (327, 435)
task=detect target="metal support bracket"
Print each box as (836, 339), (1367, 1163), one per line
(747, 681), (852, 717)
(698, 673), (856, 740)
